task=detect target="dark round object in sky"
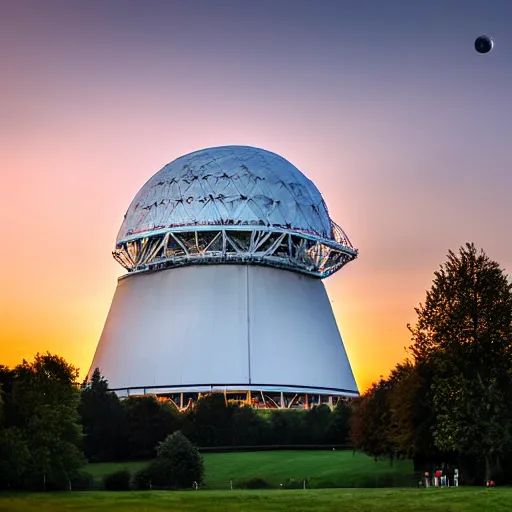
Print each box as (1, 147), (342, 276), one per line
(475, 35), (493, 54)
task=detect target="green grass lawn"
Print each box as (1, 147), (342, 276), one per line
(1, 488), (511, 512)
(87, 450), (414, 489)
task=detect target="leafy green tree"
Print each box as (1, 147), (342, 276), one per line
(268, 409), (307, 445)
(409, 243), (512, 482)
(103, 468), (131, 490)
(350, 378), (396, 461)
(388, 360), (448, 470)
(124, 395), (181, 458)
(138, 431), (204, 489)
(230, 405), (266, 446)
(3, 353), (85, 489)
(182, 393), (234, 447)
(326, 400), (352, 445)
(0, 365), (14, 426)
(79, 368), (128, 461)
(304, 404), (332, 444)
(0, 427), (31, 489)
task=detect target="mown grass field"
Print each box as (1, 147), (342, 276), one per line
(1, 488), (510, 512)
(87, 450), (415, 489)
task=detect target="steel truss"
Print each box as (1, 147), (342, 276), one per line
(113, 223), (357, 279)
(120, 390), (351, 412)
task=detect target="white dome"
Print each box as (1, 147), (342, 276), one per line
(117, 146), (333, 244)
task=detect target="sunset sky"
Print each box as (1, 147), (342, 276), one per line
(2, 0), (512, 392)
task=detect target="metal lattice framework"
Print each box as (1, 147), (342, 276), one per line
(113, 222), (356, 279)
(112, 146), (358, 278)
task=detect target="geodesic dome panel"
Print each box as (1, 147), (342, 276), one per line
(117, 146), (334, 243)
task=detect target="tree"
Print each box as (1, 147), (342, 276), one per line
(230, 405), (266, 446)
(303, 404), (332, 444)
(182, 393), (234, 447)
(390, 359), (450, 470)
(124, 395), (181, 459)
(0, 427), (31, 489)
(79, 368), (128, 461)
(0, 365), (14, 427)
(408, 243), (512, 482)
(350, 378), (396, 461)
(1, 353), (85, 489)
(139, 431), (204, 489)
(326, 400), (352, 445)
(267, 409), (308, 445)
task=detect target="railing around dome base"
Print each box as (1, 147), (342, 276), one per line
(111, 386), (358, 412)
(113, 226), (357, 279)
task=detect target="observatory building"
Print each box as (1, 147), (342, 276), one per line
(89, 146), (358, 409)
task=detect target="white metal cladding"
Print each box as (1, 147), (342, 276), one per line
(114, 146), (357, 278)
(88, 265), (358, 396)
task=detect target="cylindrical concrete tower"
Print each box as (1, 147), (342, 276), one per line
(89, 146), (359, 408)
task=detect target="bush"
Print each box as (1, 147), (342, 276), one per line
(145, 431), (204, 489)
(145, 459), (175, 489)
(132, 467), (152, 490)
(281, 477), (305, 489)
(103, 469), (131, 490)
(236, 477), (272, 489)
(70, 471), (96, 490)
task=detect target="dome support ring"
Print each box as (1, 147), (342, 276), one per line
(114, 225), (357, 280)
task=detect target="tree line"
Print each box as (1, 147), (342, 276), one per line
(79, 368), (352, 462)
(0, 357), (351, 490)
